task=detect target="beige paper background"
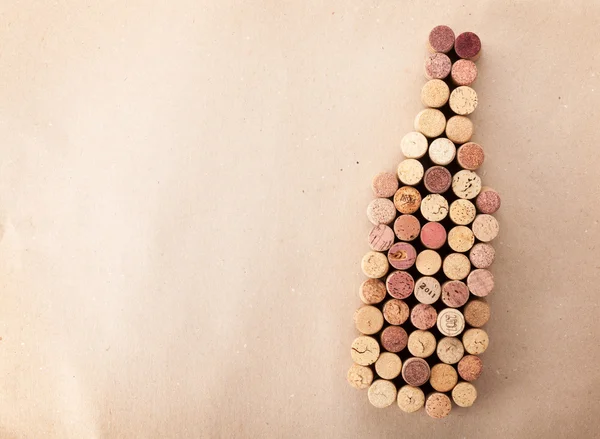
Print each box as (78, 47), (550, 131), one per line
(1, 1), (599, 437)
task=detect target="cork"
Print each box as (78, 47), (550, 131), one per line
(424, 53), (452, 80)
(401, 131), (428, 159)
(402, 357), (431, 387)
(347, 363), (374, 389)
(437, 308), (466, 337)
(394, 186), (422, 214)
(381, 326), (408, 353)
(368, 379), (397, 408)
(367, 198), (397, 225)
(446, 115), (474, 144)
(427, 25), (455, 54)
(375, 352), (402, 380)
(359, 278), (387, 305)
(436, 336), (465, 364)
(472, 214), (500, 242)
(397, 385), (425, 413)
(416, 249), (442, 276)
(455, 31), (482, 60)
(421, 79), (450, 108)
(447, 225), (475, 252)
(414, 276), (441, 304)
(425, 393), (452, 419)
(388, 242), (417, 270)
(372, 172), (399, 198)
(354, 305), (385, 335)
(383, 299), (410, 325)
(386, 270), (415, 299)
(463, 328), (490, 355)
(410, 304), (438, 330)
(351, 335), (380, 366)
(458, 355), (483, 381)
(430, 363), (459, 393)
(414, 109), (446, 138)
(457, 142), (485, 170)
(476, 188), (501, 214)
(451, 59), (478, 86)
(452, 170), (482, 200)
(420, 221), (447, 250)
(394, 214), (420, 241)
(443, 253), (471, 280)
(361, 251), (389, 279)
(441, 280), (469, 308)
(397, 159), (425, 186)
(449, 199), (477, 225)
(423, 166), (452, 194)
(452, 382), (478, 407)
(368, 224), (395, 252)
(420, 194), (449, 222)
(428, 138), (456, 166)
(463, 299), (491, 327)
(449, 86), (478, 115)
(467, 268), (494, 297)
(407, 330), (437, 358)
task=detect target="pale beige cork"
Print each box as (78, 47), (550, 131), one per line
(421, 79), (450, 108)
(351, 335), (380, 366)
(448, 226), (475, 253)
(407, 330), (437, 358)
(416, 250), (442, 276)
(368, 379), (397, 408)
(372, 172), (399, 198)
(397, 385), (425, 413)
(463, 299), (491, 327)
(347, 363), (374, 389)
(436, 336), (465, 364)
(429, 138), (456, 166)
(367, 198), (397, 225)
(472, 214), (500, 242)
(452, 170), (482, 200)
(359, 278), (387, 305)
(430, 363), (459, 392)
(420, 194), (449, 222)
(446, 115), (474, 144)
(449, 86), (478, 115)
(397, 159), (424, 186)
(449, 199), (477, 226)
(375, 352), (402, 380)
(361, 251), (389, 279)
(463, 328), (490, 355)
(443, 253), (471, 280)
(437, 308), (466, 337)
(394, 186), (422, 214)
(469, 242), (496, 269)
(401, 131), (429, 159)
(382, 299), (410, 325)
(414, 276), (441, 304)
(414, 109), (446, 138)
(354, 305), (385, 335)
(467, 268), (495, 297)
(452, 382), (478, 407)
(425, 393), (452, 419)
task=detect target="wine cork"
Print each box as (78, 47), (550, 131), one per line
(428, 138), (456, 166)
(427, 25), (455, 53)
(463, 328), (489, 355)
(449, 199), (477, 225)
(446, 115), (474, 144)
(476, 188), (501, 214)
(388, 242), (417, 270)
(472, 214), (500, 242)
(452, 170), (482, 200)
(416, 249), (442, 276)
(372, 172), (399, 198)
(463, 299), (491, 327)
(430, 363), (459, 392)
(400, 131), (428, 159)
(414, 109), (446, 138)
(402, 357), (431, 387)
(394, 214), (420, 241)
(424, 53), (452, 80)
(451, 59), (478, 86)
(458, 355), (483, 381)
(354, 305), (385, 335)
(347, 363), (374, 389)
(368, 379), (397, 408)
(425, 393), (452, 419)
(361, 251), (389, 279)
(421, 79), (450, 108)
(375, 352), (402, 379)
(437, 308), (466, 337)
(386, 270), (415, 299)
(394, 186), (422, 214)
(414, 276), (441, 304)
(420, 221), (447, 250)
(397, 385), (425, 413)
(443, 253), (471, 280)
(449, 86), (478, 115)
(368, 224), (395, 252)
(410, 304), (437, 330)
(397, 159), (424, 186)
(441, 280), (469, 308)
(381, 326), (408, 353)
(452, 381), (478, 407)
(359, 278), (387, 305)
(367, 198), (397, 225)
(436, 336), (465, 364)
(407, 330), (437, 358)
(351, 335), (380, 366)
(447, 225), (475, 252)
(423, 166), (452, 194)
(457, 142), (485, 170)
(467, 268), (494, 297)
(455, 31), (482, 60)
(383, 299), (410, 325)
(420, 194), (449, 222)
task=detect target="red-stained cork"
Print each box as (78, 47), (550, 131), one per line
(428, 25), (455, 53)
(386, 270), (415, 300)
(420, 222), (447, 250)
(424, 166), (452, 194)
(424, 53), (452, 80)
(457, 142), (485, 170)
(411, 304), (438, 330)
(394, 214), (421, 242)
(402, 358), (431, 387)
(451, 59), (478, 86)
(476, 188), (501, 214)
(381, 326), (408, 353)
(455, 32), (481, 60)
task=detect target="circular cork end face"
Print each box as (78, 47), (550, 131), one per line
(437, 308), (466, 337)
(397, 385), (425, 413)
(368, 224), (395, 252)
(424, 166), (452, 194)
(402, 357), (431, 386)
(414, 109), (446, 138)
(451, 59), (478, 86)
(394, 214), (421, 241)
(448, 225), (475, 252)
(441, 280), (470, 308)
(354, 305), (385, 335)
(421, 79), (450, 108)
(347, 363), (374, 389)
(420, 194), (449, 222)
(386, 270), (415, 299)
(359, 278), (387, 305)
(381, 326), (408, 353)
(393, 186), (422, 215)
(425, 393), (452, 419)
(408, 330), (437, 358)
(443, 253), (471, 280)
(351, 336), (380, 366)
(450, 199), (477, 225)
(375, 352), (403, 380)
(368, 380), (397, 408)
(452, 381), (478, 407)
(446, 115), (474, 144)
(424, 53), (452, 80)
(472, 214), (500, 242)
(457, 142), (485, 170)
(476, 188), (501, 214)
(449, 86), (478, 115)
(428, 25), (455, 53)
(383, 299), (410, 325)
(388, 242), (417, 270)
(467, 268), (494, 297)
(463, 328), (490, 355)
(401, 131), (428, 159)
(429, 138), (456, 166)
(458, 355), (483, 381)
(372, 172), (399, 198)
(437, 336), (465, 364)
(410, 304), (438, 330)
(416, 249), (442, 276)
(420, 222), (447, 250)
(455, 32), (482, 60)
(464, 299), (491, 327)
(367, 198), (397, 225)
(452, 170), (482, 200)
(361, 251), (389, 279)
(397, 159), (425, 186)
(430, 363), (459, 392)
(414, 276), (441, 304)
